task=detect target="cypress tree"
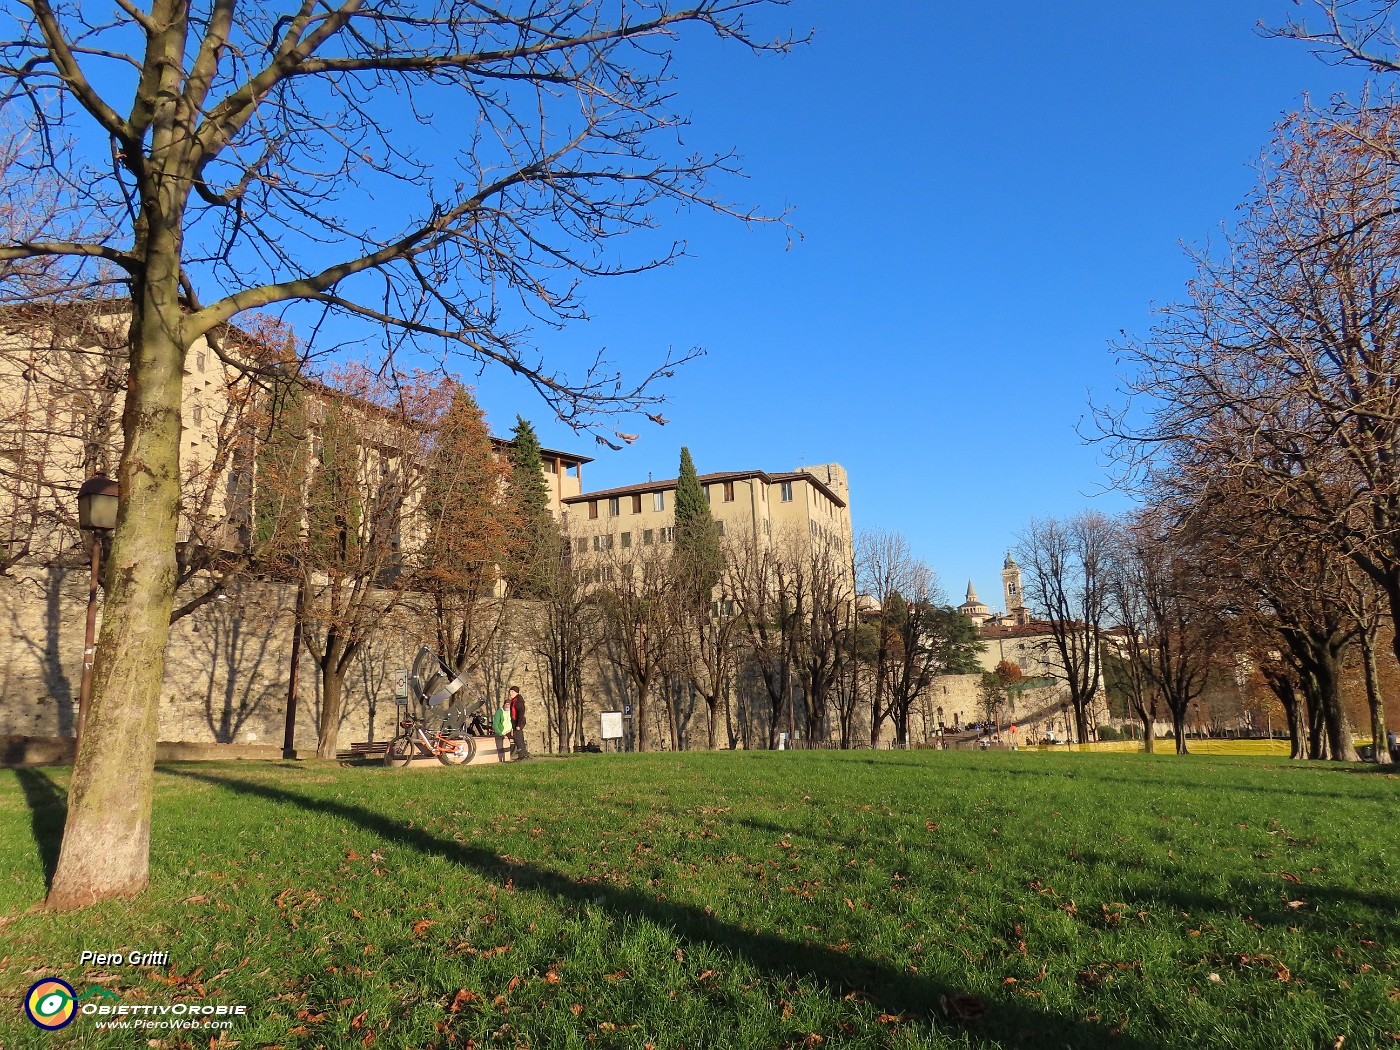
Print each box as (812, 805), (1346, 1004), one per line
(507, 415), (558, 598)
(674, 446), (722, 604)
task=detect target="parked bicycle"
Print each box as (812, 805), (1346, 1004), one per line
(384, 708), (477, 766)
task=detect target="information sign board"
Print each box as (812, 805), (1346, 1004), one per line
(600, 711), (624, 740)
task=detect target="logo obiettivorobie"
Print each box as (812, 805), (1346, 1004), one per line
(24, 978), (77, 1030)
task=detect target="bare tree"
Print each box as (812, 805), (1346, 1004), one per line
(1016, 512), (1113, 744)
(1129, 515), (1224, 755)
(1099, 103), (1400, 743)
(0, 0), (797, 908)
(526, 541), (601, 754)
(727, 531), (799, 749)
(594, 532), (678, 752)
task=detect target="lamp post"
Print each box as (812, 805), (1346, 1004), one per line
(1061, 701), (1070, 749)
(76, 473), (119, 741)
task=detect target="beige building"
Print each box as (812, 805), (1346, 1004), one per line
(561, 462), (852, 567)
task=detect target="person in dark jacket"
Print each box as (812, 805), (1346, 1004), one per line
(507, 685), (530, 761)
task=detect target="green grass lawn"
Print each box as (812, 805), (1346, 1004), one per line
(0, 751), (1396, 1049)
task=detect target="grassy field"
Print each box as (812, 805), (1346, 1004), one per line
(0, 751), (1396, 1049)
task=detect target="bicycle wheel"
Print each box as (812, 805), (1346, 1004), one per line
(437, 735), (476, 766)
(384, 735), (416, 767)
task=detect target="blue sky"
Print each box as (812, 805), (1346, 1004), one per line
(446, 3), (1373, 607)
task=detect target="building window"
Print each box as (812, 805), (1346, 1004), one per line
(191, 404), (203, 425)
(631, 494), (642, 513)
(763, 518), (770, 535)
(716, 520), (725, 537)
(653, 491), (665, 512)
(609, 497), (620, 516)
(576, 537), (588, 554)
(660, 526), (675, 543)
(780, 482), (793, 502)
(588, 501), (598, 520)
(703, 484), (711, 503)
(643, 529), (655, 545)
(196, 350), (206, 373)
(593, 534), (613, 551)
(621, 532), (631, 549)
(601, 566), (613, 583)
(723, 481), (735, 502)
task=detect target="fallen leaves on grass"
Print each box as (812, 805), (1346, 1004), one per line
(448, 990), (478, 1013)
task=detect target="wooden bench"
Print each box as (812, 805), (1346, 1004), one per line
(338, 741), (390, 761)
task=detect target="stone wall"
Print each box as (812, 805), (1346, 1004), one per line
(4, 566), (1029, 755)
(0, 568), (426, 751)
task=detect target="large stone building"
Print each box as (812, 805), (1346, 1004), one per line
(560, 462), (852, 566)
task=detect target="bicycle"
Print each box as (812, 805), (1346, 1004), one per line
(384, 707), (478, 766)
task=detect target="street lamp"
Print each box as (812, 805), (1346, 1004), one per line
(1060, 701), (1071, 748)
(76, 473), (119, 741)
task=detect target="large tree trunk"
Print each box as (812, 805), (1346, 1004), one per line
(1312, 652), (1358, 762)
(46, 276), (186, 909)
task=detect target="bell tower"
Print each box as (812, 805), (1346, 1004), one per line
(1002, 553), (1027, 625)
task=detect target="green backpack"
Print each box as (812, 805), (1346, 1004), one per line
(492, 706), (513, 735)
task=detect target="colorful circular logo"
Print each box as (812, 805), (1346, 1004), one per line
(24, 978), (77, 1030)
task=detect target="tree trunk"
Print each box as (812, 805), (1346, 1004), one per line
(1170, 704), (1190, 756)
(1360, 630), (1392, 765)
(634, 680), (650, 752)
(316, 637), (353, 760)
(1315, 655), (1359, 762)
(1139, 711), (1155, 754)
(46, 278), (186, 909)
(1263, 666), (1305, 760)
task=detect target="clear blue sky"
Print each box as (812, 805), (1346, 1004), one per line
(454, 1), (1371, 609)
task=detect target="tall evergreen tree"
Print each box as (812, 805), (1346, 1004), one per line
(674, 447), (723, 605)
(507, 416), (559, 599)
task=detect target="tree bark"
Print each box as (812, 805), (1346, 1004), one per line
(46, 276), (185, 909)
(316, 634), (354, 760)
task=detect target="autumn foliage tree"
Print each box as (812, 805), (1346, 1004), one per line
(416, 387), (514, 684)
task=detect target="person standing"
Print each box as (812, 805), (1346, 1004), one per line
(508, 685), (530, 761)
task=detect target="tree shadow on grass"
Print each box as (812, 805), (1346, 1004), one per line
(11, 768), (67, 888)
(167, 768), (1165, 1050)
